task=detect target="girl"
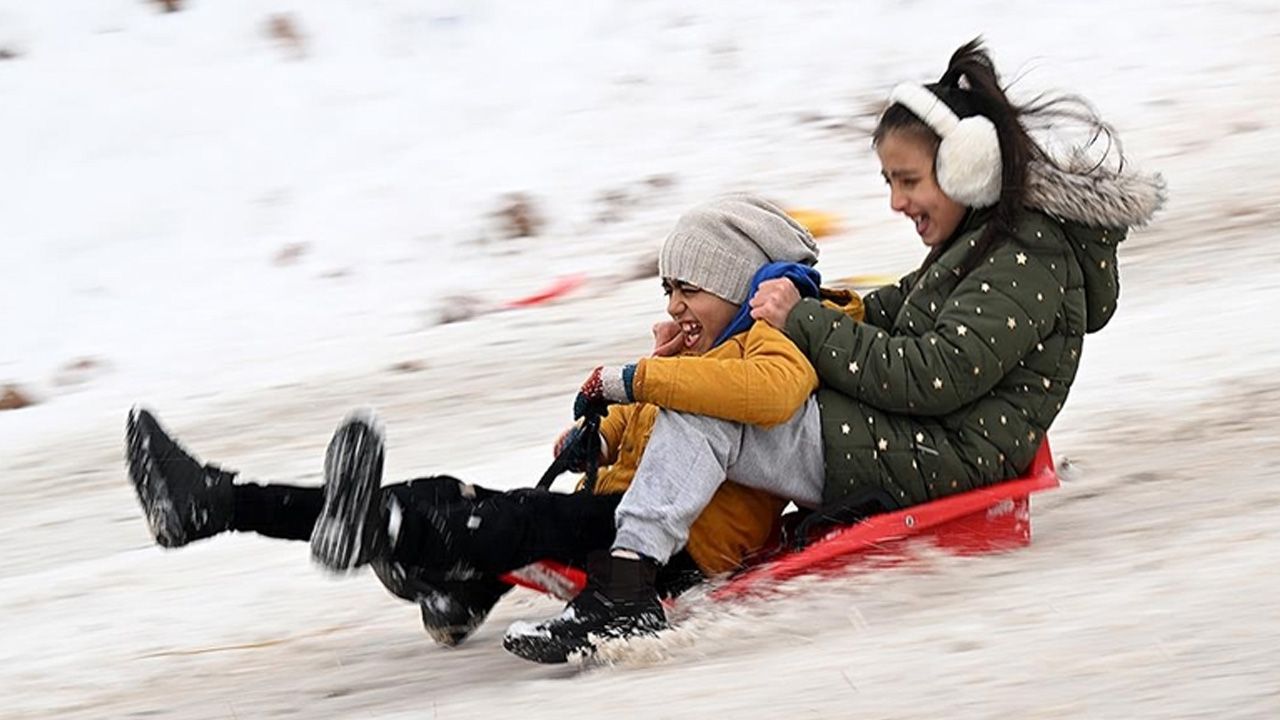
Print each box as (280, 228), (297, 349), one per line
(506, 39), (1164, 664)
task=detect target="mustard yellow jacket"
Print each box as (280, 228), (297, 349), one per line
(590, 290), (863, 575)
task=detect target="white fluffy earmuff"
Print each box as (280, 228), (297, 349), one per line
(888, 83), (1002, 208)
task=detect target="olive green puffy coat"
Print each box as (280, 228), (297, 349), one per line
(784, 162), (1163, 507)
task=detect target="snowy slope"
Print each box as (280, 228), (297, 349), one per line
(2, 0), (1279, 718)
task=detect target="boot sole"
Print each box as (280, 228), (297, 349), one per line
(502, 614), (665, 664)
(310, 410), (386, 573)
(502, 627), (577, 664)
(126, 407), (186, 548)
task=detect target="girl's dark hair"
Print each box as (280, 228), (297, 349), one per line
(874, 38), (1119, 276)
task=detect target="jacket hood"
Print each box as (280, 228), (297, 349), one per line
(1025, 156), (1165, 333)
(1026, 154), (1166, 228)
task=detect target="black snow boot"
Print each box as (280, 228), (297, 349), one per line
(417, 578), (513, 647)
(309, 410), (387, 573)
(126, 407), (236, 548)
(369, 554), (512, 647)
(369, 477), (513, 646)
(503, 551), (667, 664)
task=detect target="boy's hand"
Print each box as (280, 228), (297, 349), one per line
(651, 320), (685, 356)
(749, 278), (802, 329)
(574, 364), (637, 420)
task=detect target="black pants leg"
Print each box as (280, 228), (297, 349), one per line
(385, 480), (704, 596)
(386, 484), (622, 576)
(229, 476), (618, 570)
(228, 474), (485, 540)
(229, 477), (704, 596)
(231, 483), (323, 540)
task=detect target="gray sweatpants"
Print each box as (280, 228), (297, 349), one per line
(613, 396), (825, 564)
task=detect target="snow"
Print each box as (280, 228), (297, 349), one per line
(2, 0), (1279, 717)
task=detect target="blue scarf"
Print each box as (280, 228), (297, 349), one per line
(712, 262), (822, 348)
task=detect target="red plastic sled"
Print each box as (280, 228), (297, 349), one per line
(501, 440), (1059, 602)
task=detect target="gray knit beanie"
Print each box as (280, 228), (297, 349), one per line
(658, 194), (819, 305)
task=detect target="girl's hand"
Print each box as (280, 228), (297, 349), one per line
(651, 320), (684, 356)
(749, 278), (802, 328)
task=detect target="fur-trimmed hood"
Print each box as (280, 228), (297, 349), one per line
(1026, 155), (1166, 229)
(1022, 155), (1164, 333)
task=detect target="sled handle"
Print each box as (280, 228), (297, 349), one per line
(535, 409), (603, 493)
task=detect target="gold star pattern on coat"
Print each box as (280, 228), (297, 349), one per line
(848, 361), (859, 373)
(781, 207), (1119, 516)
(841, 423), (850, 435)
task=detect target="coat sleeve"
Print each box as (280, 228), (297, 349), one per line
(860, 270), (919, 330)
(784, 246), (1063, 416)
(631, 321), (818, 427)
(818, 287), (867, 323)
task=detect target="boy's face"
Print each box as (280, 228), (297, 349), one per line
(662, 279), (740, 355)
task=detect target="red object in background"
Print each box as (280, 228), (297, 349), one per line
(501, 274), (587, 309)
(501, 440), (1060, 602)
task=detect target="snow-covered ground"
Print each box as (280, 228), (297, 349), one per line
(2, 1), (1279, 717)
